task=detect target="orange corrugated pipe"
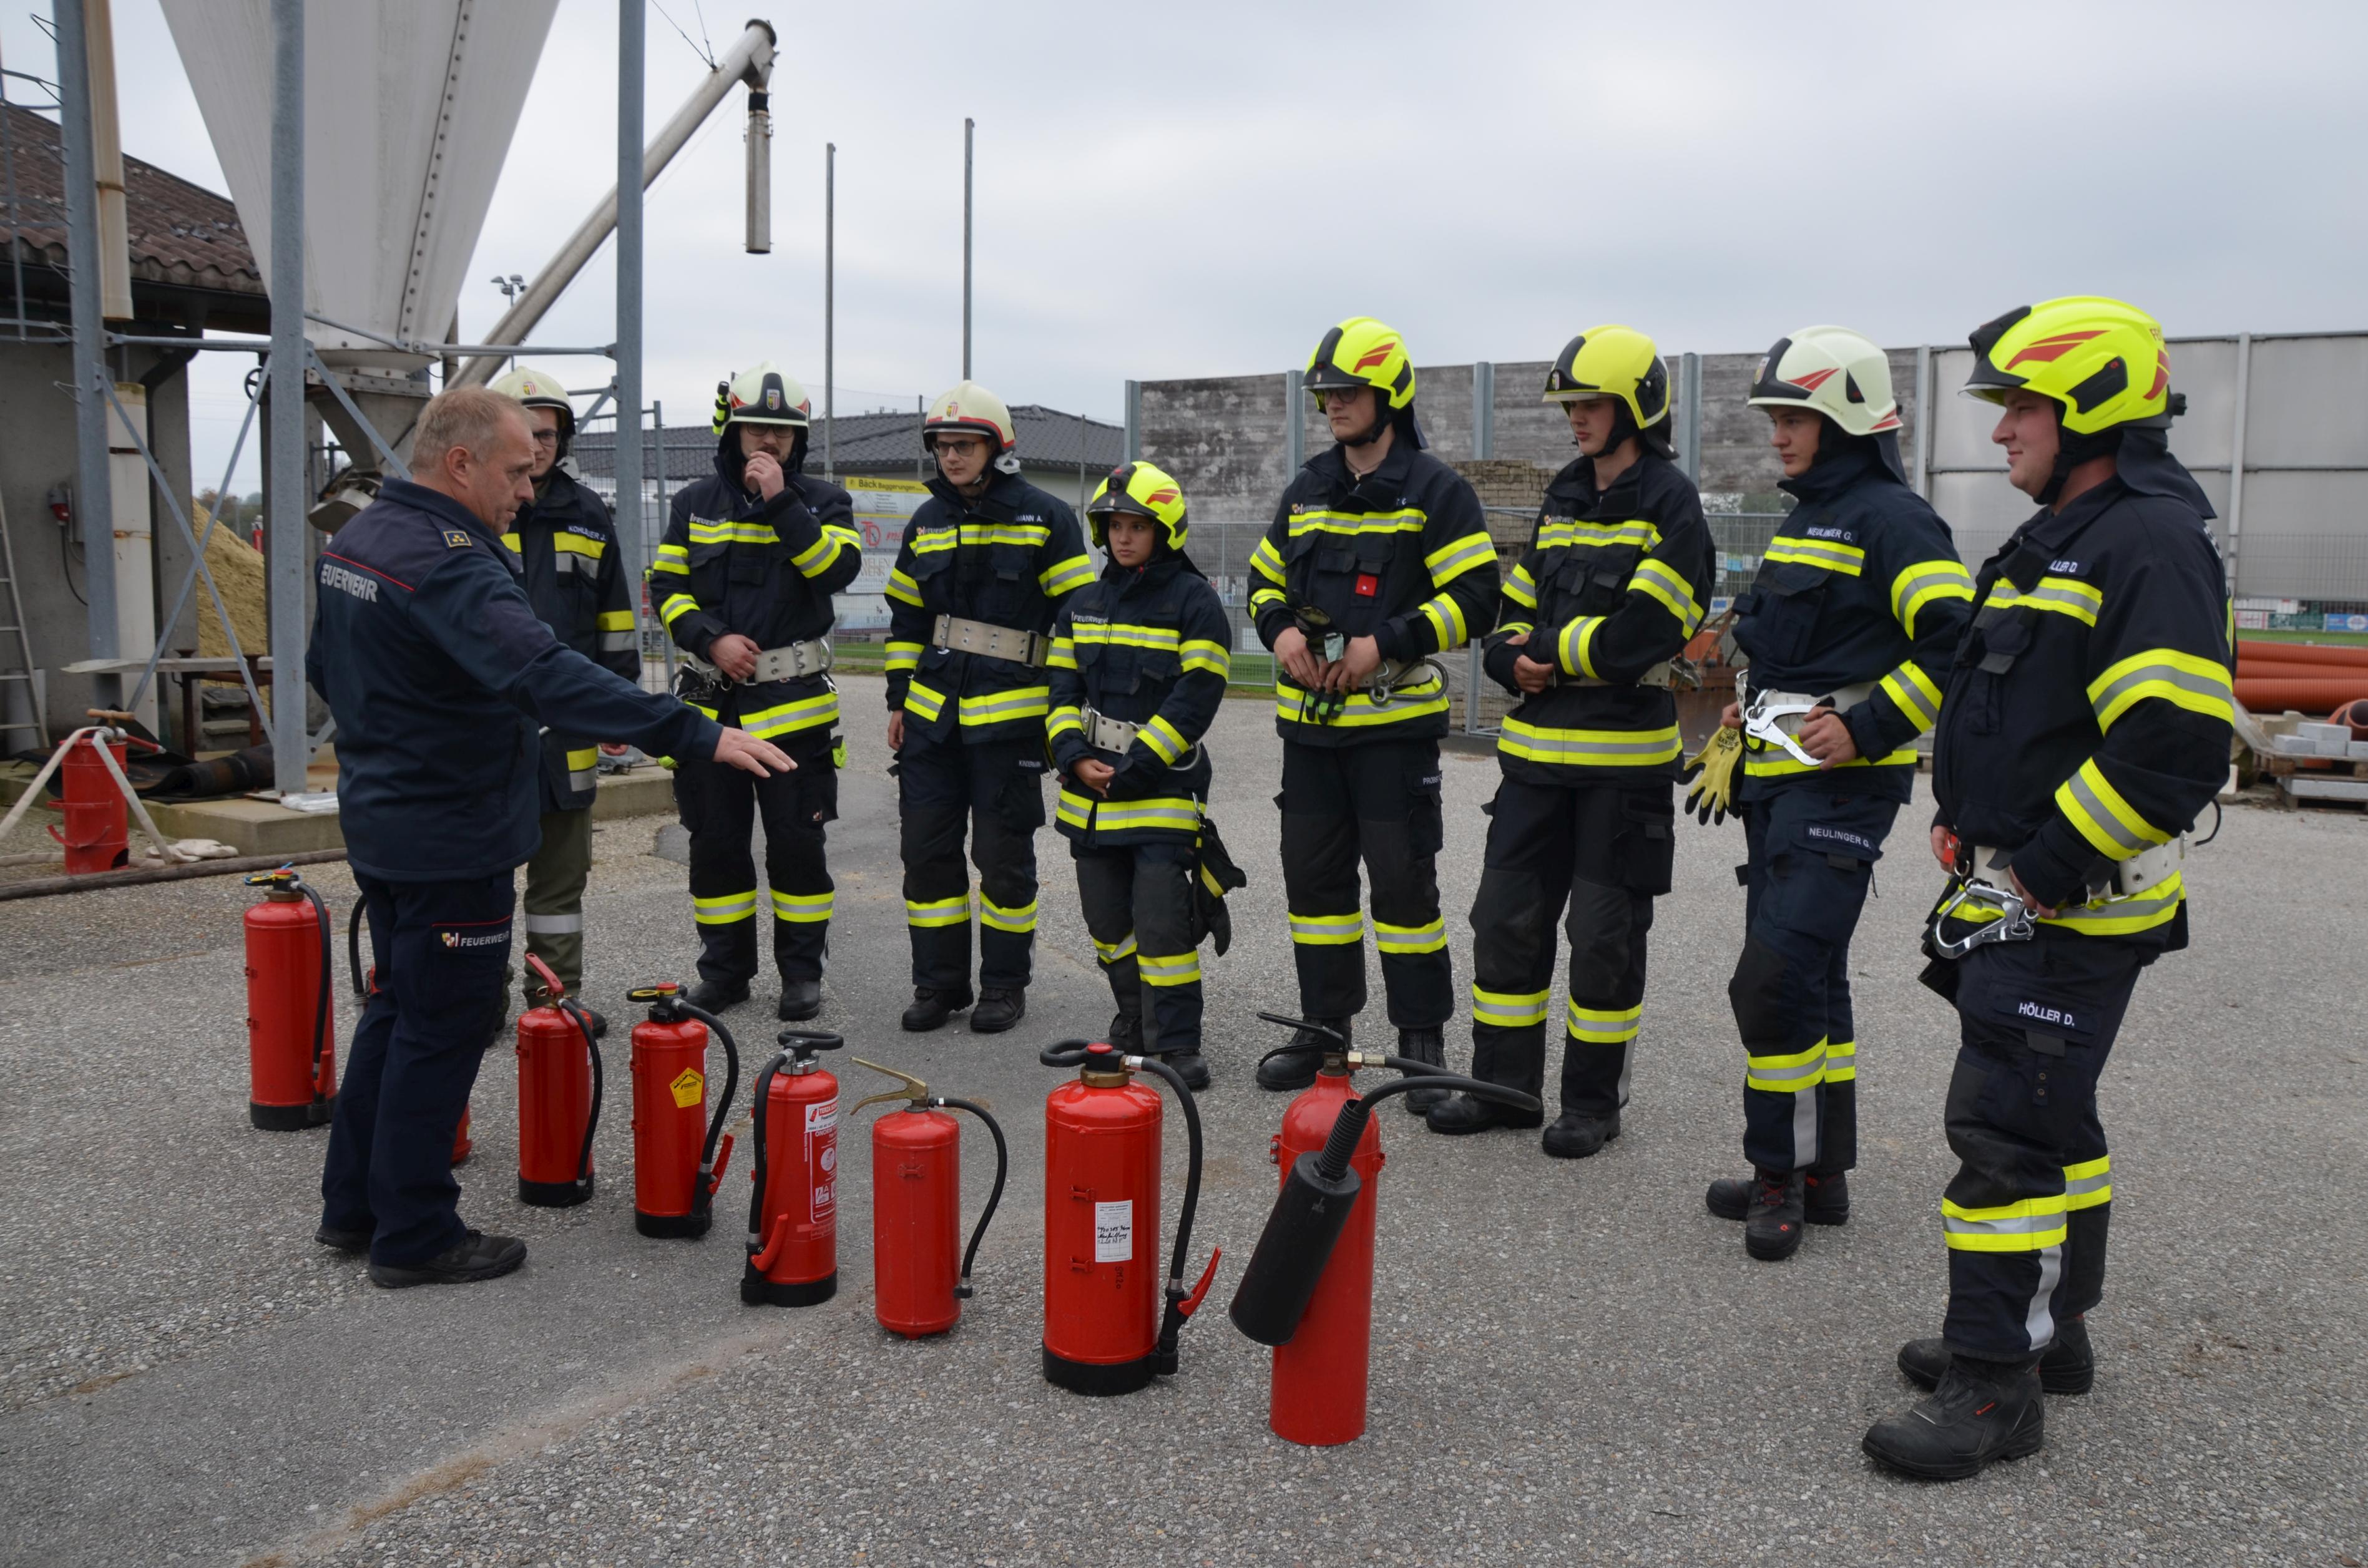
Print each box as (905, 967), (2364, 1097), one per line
(2233, 678), (2368, 716)
(2236, 640), (2368, 670)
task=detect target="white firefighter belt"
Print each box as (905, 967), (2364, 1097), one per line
(1741, 679), (1875, 767)
(932, 614), (1049, 668)
(1565, 660), (1675, 691)
(1930, 838), (2186, 958)
(1079, 705), (1199, 766)
(685, 637), (833, 684)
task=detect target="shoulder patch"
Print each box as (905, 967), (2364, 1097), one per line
(443, 529), (472, 549)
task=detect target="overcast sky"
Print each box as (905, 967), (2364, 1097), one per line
(8, 0), (2365, 493)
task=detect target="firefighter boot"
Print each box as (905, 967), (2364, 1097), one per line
(1256, 1018), (1349, 1091)
(1861, 1356), (2045, 1481)
(901, 986), (975, 1032)
(685, 978), (751, 1013)
(1107, 1011), (1145, 1053)
(1898, 1315), (2095, 1396)
(1707, 1169), (1849, 1224)
(1743, 1169), (1806, 1262)
(971, 987), (1027, 1034)
(1399, 1027), (1449, 1115)
(1540, 1110), (1620, 1159)
(1428, 1034), (1545, 1135)
(777, 981), (823, 1022)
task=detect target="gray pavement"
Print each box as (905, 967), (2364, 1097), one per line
(2, 673), (2364, 1567)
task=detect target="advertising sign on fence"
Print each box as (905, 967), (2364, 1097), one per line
(834, 477), (932, 632)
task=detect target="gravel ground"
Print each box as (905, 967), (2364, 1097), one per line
(2, 674), (2363, 1567)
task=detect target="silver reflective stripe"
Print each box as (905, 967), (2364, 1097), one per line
(568, 770), (598, 792)
(2062, 1167), (2111, 1204)
(524, 912), (584, 935)
(550, 552), (582, 576)
(2063, 770), (2152, 856)
(2090, 661), (2226, 716)
(1510, 730), (1674, 762)
(1793, 1082), (1819, 1168)
(2023, 1244), (2065, 1352)
(1615, 1040), (1635, 1108)
(2019, 581), (2096, 616)
(932, 613), (1047, 667)
(600, 631), (637, 653)
(1944, 1208), (2062, 1242)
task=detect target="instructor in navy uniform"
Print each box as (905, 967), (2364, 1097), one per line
(307, 387), (791, 1288)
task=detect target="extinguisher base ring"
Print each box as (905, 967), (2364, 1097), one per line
(1041, 1346), (1156, 1398)
(519, 1175), (595, 1208)
(634, 1209), (715, 1240)
(741, 1268), (836, 1309)
(248, 1096), (335, 1132)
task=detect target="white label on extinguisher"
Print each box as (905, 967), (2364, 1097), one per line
(1093, 1200), (1133, 1264)
(806, 1098), (838, 1220)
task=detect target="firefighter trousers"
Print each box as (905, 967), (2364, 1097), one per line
(321, 870), (511, 1266)
(1075, 838), (1202, 1054)
(1936, 931), (2138, 1360)
(898, 730), (1044, 993)
(1730, 790), (1897, 1174)
(521, 804), (593, 1000)
(1276, 738), (1451, 1028)
(1466, 778), (1673, 1118)
(673, 727), (838, 989)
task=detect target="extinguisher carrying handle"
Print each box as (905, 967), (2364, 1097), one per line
(932, 1096), (1009, 1299)
(1036, 1038), (1098, 1068)
(671, 1001), (743, 1224)
(1123, 1054), (1220, 1378)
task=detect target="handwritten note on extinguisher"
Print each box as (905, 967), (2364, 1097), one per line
(1093, 1200), (1133, 1264)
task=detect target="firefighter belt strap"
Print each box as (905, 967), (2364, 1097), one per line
(685, 637), (834, 683)
(1969, 837), (2185, 901)
(1080, 705), (1199, 765)
(1567, 660), (1675, 690)
(932, 614), (1049, 668)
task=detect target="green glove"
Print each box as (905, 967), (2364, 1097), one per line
(1680, 726), (1743, 827)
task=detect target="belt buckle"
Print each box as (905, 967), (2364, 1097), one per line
(1929, 880), (2035, 958)
(1742, 697), (1821, 767)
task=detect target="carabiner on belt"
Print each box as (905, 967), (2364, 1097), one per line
(1928, 880), (2036, 958)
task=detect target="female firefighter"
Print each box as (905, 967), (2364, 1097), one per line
(1045, 462), (1240, 1090)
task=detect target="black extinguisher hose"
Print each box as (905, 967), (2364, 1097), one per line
(1127, 1055), (1211, 1374)
(557, 998), (604, 1195)
(743, 1050), (787, 1262)
(672, 1001), (741, 1223)
(934, 1096), (1007, 1298)
(346, 899), (371, 1001)
(291, 872), (332, 1102)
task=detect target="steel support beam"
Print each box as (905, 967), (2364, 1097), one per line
(56, 0), (117, 703)
(612, 0), (645, 621)
(267, 0), (306, 794)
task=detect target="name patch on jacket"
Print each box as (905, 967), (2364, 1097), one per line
(2014, 999), (2080, 1031)
(443, 529), (472, 548)
(319, 560), (380, 602)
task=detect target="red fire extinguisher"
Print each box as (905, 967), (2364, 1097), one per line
(624, 982), (741, 1238)
(742, 1029), (844, 1307)
(346, 901), (474, 1167)
(52, 719), (132, 874)
(1039, 1039), (1221, 1395)
(1227, 1013), (1539, 1445)
(515, 954), (603, 1206)
(848, 1058), (1010, 1337)
(242, 867), (336, 1129)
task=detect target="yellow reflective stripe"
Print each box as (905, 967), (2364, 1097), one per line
(1141, 715), (1191, 765)
(957, 686), (1050, 726)
(2055, 758), (2173, 860)
(1986, 574), (2103, 626)
(1504, 564), (1539, 610)
(687, 518), (778, 546)
(1947, 871), (2186, 936)
(1249, 585), (1289, 616)
(1055, 790), (1095, 831)
(770, 889), (834, 923)
(1276, 681), (1449, 729)
(884, 640), (922, 673)
(903, 681), (947, 722)
(1047, 705), (1085, 741)
(1040, 554), (1098, 597)
(1879, 659), (1944, 732)
(1746, 1038), (1829, 1092)
(1372, 917), (1446, 955)
(597, 610), (635, 631)
(1891, 558), (1977, 636)
(1743, 744), (1919, 777)
(1075, 796), (1200, 834)
(2087, 648), (2234, 731)
(1045, 639), (1079, 671)
(502, 533), (522, 553)
(1419, 592), (1469, 649)
(791, 530), (846, 577)
(1630, 558), (1705, 633)
(1765, 536), (1865, 576)
(1942, 1194), (2068, 1252)
(652, 543), (691, 573)
(959, 523), (1050, 549)
(1472, 985), (1549, 1028)
(693, 889), (758, 925)
(886, 568), (923, 606)
(564, 747), (599, 771)
(550, 530), (606, 558)
(1556, 616), (1605, 679)
(1287, 507), (1424, 537)
(1497, 620), (1535, 640)
(1092, 931), (1138, 964)
(1288, 910), (1365, 946)
(740, 693), (839, 739)
(1138, 950), (1201, 986)
(1498, 718), (1680, 767)
(906, 894), (969, 928)
(1825, 1038), (1858, 1083)
(2063, 1155), (2112, 1210)
(1424, 530), (1495, 587)
(911, 527), (958, 555)
(979, 895), (1039, 933)
(1249, 537), (1288, 585)
(659, 593), (699, 627)
(1180, 638), (1230, 677)
(1538, 519), (1659, 553)
(1070, 622), (1180, 651)
(1566, 999), (1642, 1044)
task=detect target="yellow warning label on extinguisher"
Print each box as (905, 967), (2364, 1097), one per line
(668, 1068), (705, 1109)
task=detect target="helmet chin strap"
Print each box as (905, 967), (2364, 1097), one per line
(2038, 412), (2123, 506)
